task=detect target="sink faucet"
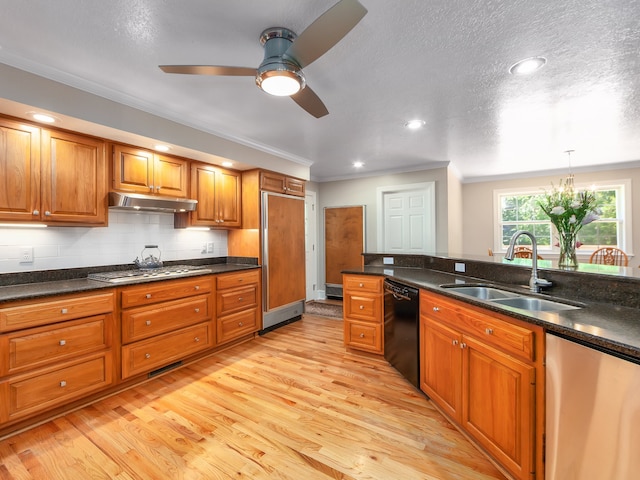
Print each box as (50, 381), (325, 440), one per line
(504, 230), (552, 293)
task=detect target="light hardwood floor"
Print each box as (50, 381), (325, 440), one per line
(0, 315), (506, 480)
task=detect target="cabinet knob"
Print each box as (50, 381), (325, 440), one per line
(238, 297), (244, 302)
(61, 308), (68, 314)
(156, 186), (161, 191)
(432, 306), (440, 312)
(238, 322), (244, 327)
(145, 353), (151, 359)
(452, 339), (458, 346)
(194, 308), (200, 313)
(149, 185), (154, 191)
(485, 328), (493, 335)
(44, 211), (51, 216)
(145, 320), (151, 326)
(33, 209), (39, 215)
(59, 339), (66, 346)
(359, 305), (364, 310)
(194, 337), (200, 342)
(359, 283), (364, 287)
(194, 285), (200, 290)
(145, 294), (152, 299)
(60, 380), (67, 387)
(460, 342), (467, 349)
(359, 333), (365, 338)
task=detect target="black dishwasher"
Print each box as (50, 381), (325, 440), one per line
(383, 279), (420, 388)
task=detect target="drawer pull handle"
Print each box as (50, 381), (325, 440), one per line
(60, 380), (67, 387)
(195, 308), (200, 313)
(485, 328), (493, 335)
(61, 308), (68, 314)
(359, 305), (364, 310)
(194, 285), (200, 290)
(145, 320), (151, 326)
(432, 307), (440, 312)
(145, 294), (152, 299)
(59, 340), (66, 346)
(145, 353), (151, 359)
(460, 342), (467, 349)
(452, 339), (458, 346)
(194, 337), (200, 342)
(359, 333), (365, 338)
(238, 322), (244, 327)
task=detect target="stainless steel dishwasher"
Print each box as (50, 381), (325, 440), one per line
(546, 333), (640, 479)
(383, 279), (420, 388)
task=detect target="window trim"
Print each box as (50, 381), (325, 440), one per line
(493, 179), (633, 256)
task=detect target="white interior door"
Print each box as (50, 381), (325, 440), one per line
(305, 191), (318, 301)
(377, 182), (436, 253)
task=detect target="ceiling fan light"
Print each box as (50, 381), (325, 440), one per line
(258, 69), (303, 96)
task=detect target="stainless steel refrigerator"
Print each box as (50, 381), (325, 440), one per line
(261, 191), (306, 331)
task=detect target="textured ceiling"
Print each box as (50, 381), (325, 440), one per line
(1, 0), (639, 182)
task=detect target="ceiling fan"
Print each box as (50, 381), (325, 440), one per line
(159, 0), (367, 118)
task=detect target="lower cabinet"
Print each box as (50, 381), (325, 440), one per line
(342, 274), (384, 354)
(420, 290), (543, 480)
(215, 270), (261, 345)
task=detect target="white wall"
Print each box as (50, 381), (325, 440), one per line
(0, 211), (228, 273)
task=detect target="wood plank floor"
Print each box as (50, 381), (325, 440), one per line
(0, 315), (507, 480)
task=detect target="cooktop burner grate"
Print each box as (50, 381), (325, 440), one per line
(88, 265), (212, 283)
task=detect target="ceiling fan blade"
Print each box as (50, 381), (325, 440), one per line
(159, 65), (256, 76)
(285, 0), (367, 68)
(291, 85), (329, 118)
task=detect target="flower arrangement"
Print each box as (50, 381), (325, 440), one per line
(538, 178), (599, 268)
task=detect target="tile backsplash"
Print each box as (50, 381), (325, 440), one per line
(0, 210), (228, 273)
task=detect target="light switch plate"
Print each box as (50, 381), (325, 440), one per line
(383, 257), (394, 265)
(455, 262), (466, 273)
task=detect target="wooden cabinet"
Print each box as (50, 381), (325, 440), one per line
(260, 170), (305, 197)
(176, 162), (241, 228)
(0, 291), (115, 424)
(112, 143), (189, 198)
(342, 274), (384, 354)
(215, 269), (261, 345)
(120, 276), (214, 379)
(420, 290), (543, 480)
(0, 116), (107, 225)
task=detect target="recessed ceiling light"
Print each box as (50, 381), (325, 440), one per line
(353, 161), (364, 168)
(404, 119), (425, 130)
(32, 113), (56, 123)
(509, 56), (547, 75)
(154, 144), (170, 152)
(222, 161), (233, 168)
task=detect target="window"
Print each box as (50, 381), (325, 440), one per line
(494, 180), (632, 254)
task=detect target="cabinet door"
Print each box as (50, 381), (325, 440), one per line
(0, 117), (40, 222)
(154, 154), (188, 197)
(420, 316), (463, 422)
(41, 130), (107, 225)
(284, 176), (305, 197)
(462, 335), (536, 480)
(190, 164), (217, 225)
(260, 171), (286, 193)
(112, 144), (154, 194)
(216, 168), (241, 227)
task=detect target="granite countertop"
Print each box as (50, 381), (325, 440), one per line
(345, 265), (640, 362)
(0, 263), (260, 303)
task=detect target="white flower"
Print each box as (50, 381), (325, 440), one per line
(581, 211), (600, 225)
(550, 206), (565, 215)
(568, 214), (577, 224)
(570, 201), (582, 209)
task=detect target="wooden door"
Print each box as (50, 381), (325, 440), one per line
(0, 117), (40, 222)
(265, 194), (305, 310)
(154, 154), (188, 197)
(41, 129), (107, 225)
(420, 316), (463, 422)
(462, 335), (536, 480)
(216, 168), (241, 227)
(324, 206), (365, 293)
(190, 164), (217, 225)
(112, 144), (154, 194)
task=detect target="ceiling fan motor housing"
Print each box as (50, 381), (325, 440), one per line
(256, 28), (306, 92)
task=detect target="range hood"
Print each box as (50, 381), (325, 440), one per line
(108, 191), (197, 213)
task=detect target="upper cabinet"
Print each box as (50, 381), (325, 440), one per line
(0, 116), (107, 225)
(112, 144), (189, 198)
(260, 171), (305, 197)
(182, 162), (241, 228)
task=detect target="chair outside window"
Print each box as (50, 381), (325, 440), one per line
(589, 247), (629, 266)
(513, 246), (543, 260)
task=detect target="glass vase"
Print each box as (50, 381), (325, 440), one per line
(558, 231), (579, 269)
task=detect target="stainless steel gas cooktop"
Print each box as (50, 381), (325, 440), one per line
(88, 265), (212, 284)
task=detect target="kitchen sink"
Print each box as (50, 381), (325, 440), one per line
(440, 284), (583, 313)
(490, 296), (581, 312)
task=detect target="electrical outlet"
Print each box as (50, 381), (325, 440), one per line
(20, 246), (33, 263)
(207, 242), (214, 253)
(201, 243), (207, 254)
(383, 257), (394, 265)
(454, 262), (466, 273)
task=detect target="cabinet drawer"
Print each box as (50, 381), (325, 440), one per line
(0, 314), (111, 376)
(122, 295), (210, 344)
(216, 270), (260, 290)
(121, 322), (213, 379)
(217, 285), (258, 316)
(120, 277), (212, 309)
(0, 291), (115, 332)
(343, 275), (382, 294)
(1, 352), (113, 422)
(217, 308), (259, 345)
(344, 293), (381, 322)
(344, 320), (383, 353)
